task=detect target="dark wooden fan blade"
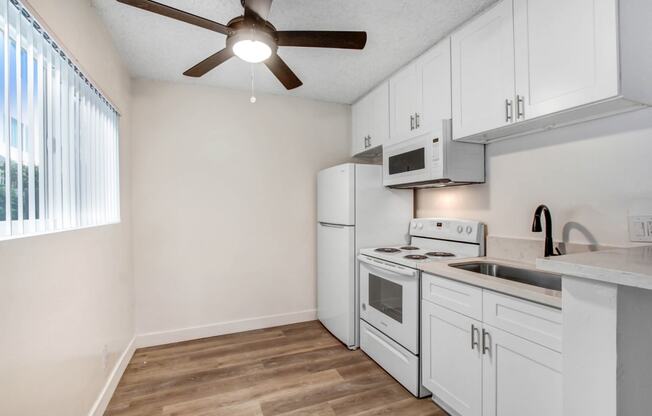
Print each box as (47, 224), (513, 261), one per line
(117, 0), (232, 35)
(243, 0), (273, 20)
(183, 49), (234, 77)
(264, 54), (302, 90)
(276, 31), (367, 50)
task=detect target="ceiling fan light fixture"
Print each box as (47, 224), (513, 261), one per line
(117, 0), (367, 89)
(232, 39), (272, 63)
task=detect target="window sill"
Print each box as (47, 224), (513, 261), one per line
(0, 220), (122, 243)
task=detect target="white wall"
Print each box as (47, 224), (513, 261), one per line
(131, 79), (350, 341)
(417, 108), (652, 247)
(0, 1), (133, 415)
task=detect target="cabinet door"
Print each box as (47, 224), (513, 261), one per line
(422, 301), (483, 416)
(351, 95), (370, 156)
(418, 38), (452, 134)
(482, 324), (562, 416)
(368, 82), (390, 149)
(389, 63), (419, 142)
(514, 0), (619, 120)
(451, 0), (516, 140)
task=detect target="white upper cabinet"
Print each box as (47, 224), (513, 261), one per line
(418, 38), (452, 134)
(357, 0), (652, 147)
(369, 83), (390, 147)
(351, 81), (389, 156)
(452, 0), (652, 143)
(351, 98), (367, 155)
(451, 0), (515, 140)
(513, 0), (618, 120)
(389, 63), (420, 142)
(390, 38), (452, 143)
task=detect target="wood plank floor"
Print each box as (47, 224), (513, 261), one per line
(105, 321), (446, 416)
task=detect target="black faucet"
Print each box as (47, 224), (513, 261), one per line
(532, 205), (561, 257)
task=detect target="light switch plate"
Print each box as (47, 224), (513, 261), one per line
(628, 215), (652, 242)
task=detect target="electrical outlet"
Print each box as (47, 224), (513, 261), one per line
(628, 215), (652, 242)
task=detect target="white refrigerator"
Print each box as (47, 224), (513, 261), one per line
(317, 163), (413, 349)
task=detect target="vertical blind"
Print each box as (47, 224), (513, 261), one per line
(0, 0), (120, 239)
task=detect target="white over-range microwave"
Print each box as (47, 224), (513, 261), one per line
(383, 120), (485, 188)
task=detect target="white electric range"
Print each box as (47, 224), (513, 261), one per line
(357, 218), (485, 397)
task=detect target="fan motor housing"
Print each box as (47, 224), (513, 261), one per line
(226, 16), (278, 53)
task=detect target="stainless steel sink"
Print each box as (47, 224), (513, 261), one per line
(449, 262), (562, 291)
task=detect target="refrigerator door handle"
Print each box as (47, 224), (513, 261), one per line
(319, 222), (347, 228)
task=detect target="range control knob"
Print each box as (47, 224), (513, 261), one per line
(457, 225), (464, 234)
(466, 226), (473, 234)
(412, 222), (417, 229)
(417, 223), (424, 230)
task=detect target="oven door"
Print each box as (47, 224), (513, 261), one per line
(358, 255), (419, 354)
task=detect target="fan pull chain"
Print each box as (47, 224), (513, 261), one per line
(250, 64), (257, 103)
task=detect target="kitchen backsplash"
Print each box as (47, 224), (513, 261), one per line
(415, 107), (652, 248)
(486, 236), (619, 264)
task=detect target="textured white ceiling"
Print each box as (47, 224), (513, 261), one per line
(92, 0), (496, 104)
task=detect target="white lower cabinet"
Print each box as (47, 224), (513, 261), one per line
(421, 273), (562, 416)
(482, 324), (562, 416)
(422, 301), (483, 416)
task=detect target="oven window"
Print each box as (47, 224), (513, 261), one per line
(369, 274), (403, 323)
(388, 148), (425, 175)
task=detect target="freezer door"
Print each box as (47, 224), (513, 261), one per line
(317, 222), (356, 347)
(318, 164), (355, 226)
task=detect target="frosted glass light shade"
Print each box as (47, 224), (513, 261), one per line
(232, 40), (272, 63)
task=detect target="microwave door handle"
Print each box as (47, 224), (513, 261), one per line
(357, 255), (417, 278)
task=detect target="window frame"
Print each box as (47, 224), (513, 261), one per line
(0, 0), (120, 241)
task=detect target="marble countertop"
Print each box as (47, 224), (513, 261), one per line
(536, 245), (652, 290)
(418, 257), (562, 309)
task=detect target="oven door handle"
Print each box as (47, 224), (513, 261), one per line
(357, 255), (417, 278)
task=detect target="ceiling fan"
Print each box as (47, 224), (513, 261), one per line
(116, 0), (368, 90)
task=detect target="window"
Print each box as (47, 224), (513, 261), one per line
(369, 274), (403, 323)
(0, 0), (120, 239)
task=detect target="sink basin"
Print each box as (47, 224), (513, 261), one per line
(450, 261), (562, 291)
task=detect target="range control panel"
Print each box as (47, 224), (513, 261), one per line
(410, 218), (485, 244)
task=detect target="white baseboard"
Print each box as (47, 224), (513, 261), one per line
(135, 309), (317, 348)
(88, 337), (136, 416)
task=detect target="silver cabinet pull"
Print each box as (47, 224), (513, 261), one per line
(505, 99), (513, 123)
(410, 115), (415, 131)
(471, 324), (480, 351)
(415, 113), (420, 129)
(516, 95), (525, 120)
(482, 328), (491, 355)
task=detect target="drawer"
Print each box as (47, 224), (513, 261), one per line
(422, 273), (483, 321)
(483, 290), (562, 352)
(360, 320), (420, 396)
